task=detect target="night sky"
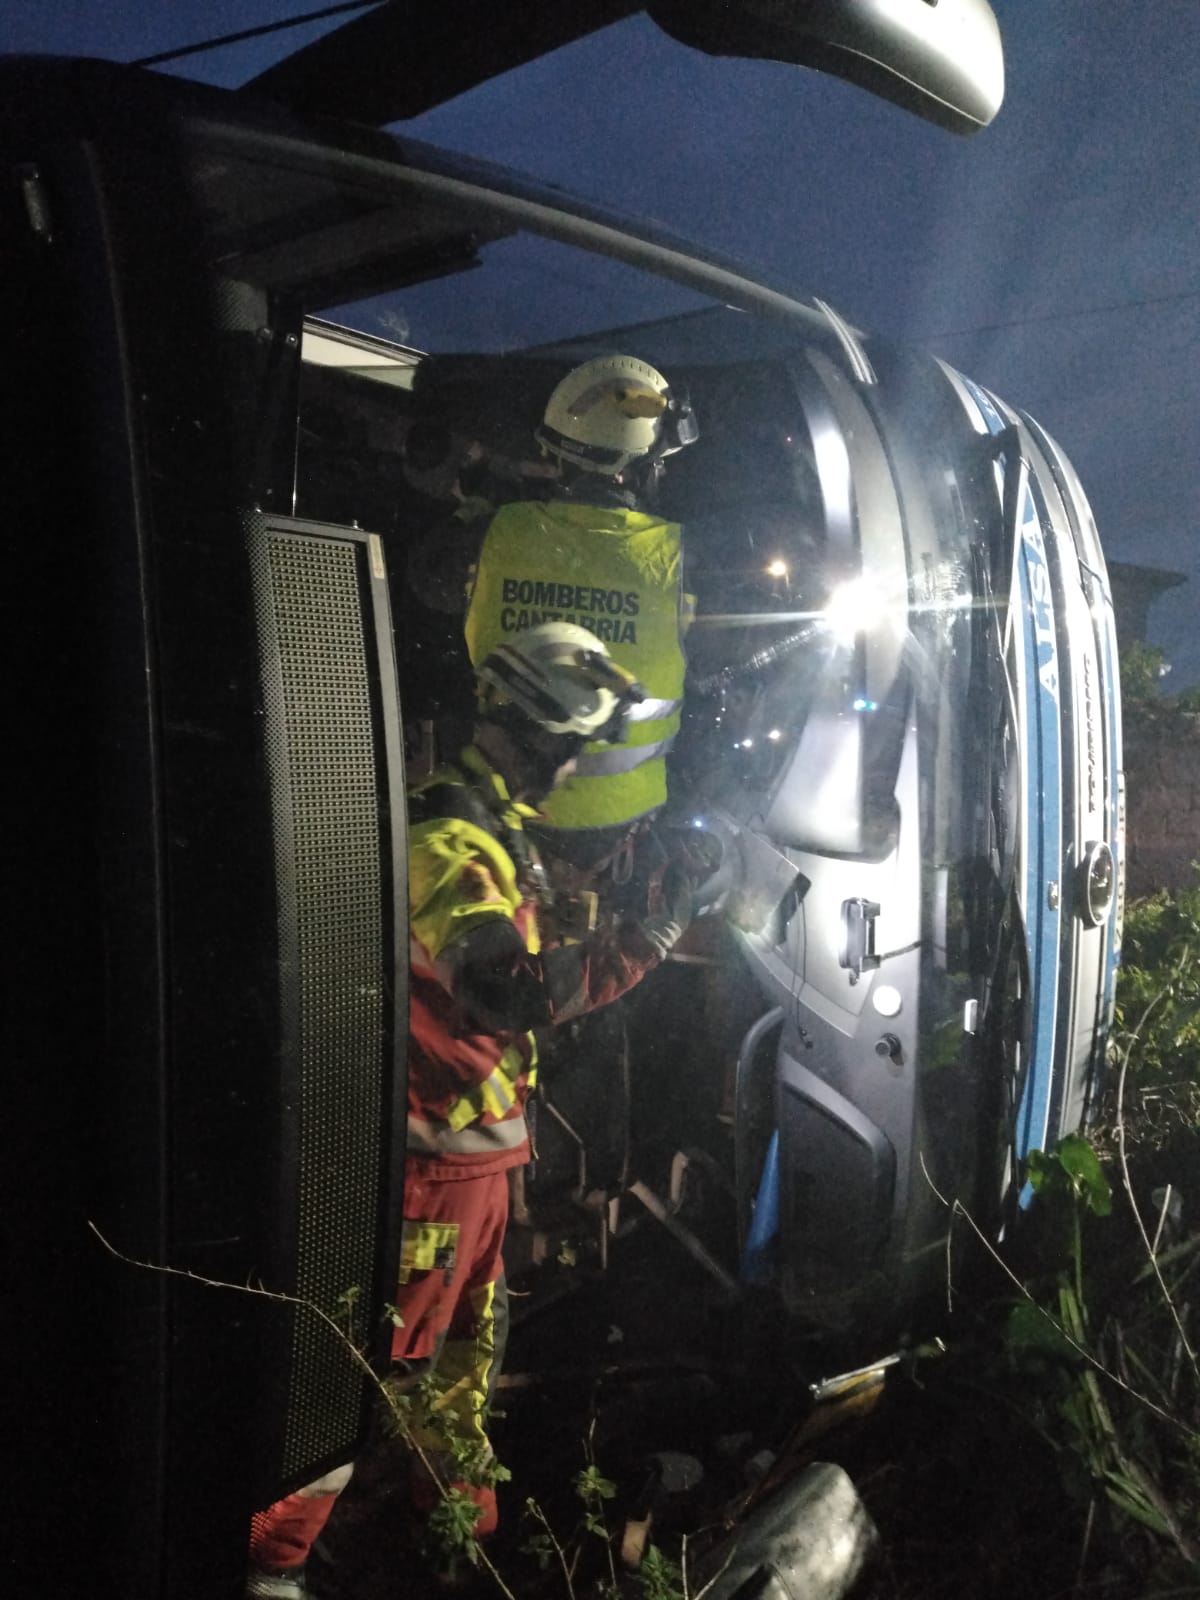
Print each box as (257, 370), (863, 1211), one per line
(5, 0), (1198, 681)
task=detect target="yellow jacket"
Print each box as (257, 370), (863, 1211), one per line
(464, 499), (686, 833)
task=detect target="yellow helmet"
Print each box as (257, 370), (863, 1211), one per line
(535, 354), (698, 476)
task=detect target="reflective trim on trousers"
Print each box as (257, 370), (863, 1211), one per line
(408, 1276), (499, 1452)
(399, 1218), (460, 1284)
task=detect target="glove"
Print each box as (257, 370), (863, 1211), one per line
(636, 859), (694, 958)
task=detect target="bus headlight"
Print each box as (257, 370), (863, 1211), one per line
(1079, 841), (1115, 928)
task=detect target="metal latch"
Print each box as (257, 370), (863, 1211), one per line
(839, 897), (881, 980)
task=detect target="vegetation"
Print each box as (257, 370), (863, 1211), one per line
(91, 880), (1200, 1598)
(354, 867), (1200, 1600)
(1120, 639), (1200, 714)
(1107, 877), (1200, 1155)
(858, 881), (1200, 1598)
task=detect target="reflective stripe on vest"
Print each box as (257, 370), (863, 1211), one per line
(407, 1111), (531, 1157)
(626, 695), (682, 723)
(443, 1042), (530, 1131)
(574, 730), (677, 777)
(464, 499), (685, 831)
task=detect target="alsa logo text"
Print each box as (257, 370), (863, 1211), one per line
(1022, 501), (1059, 706)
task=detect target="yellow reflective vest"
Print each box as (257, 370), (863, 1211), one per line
(464, 499), (686, 833)
(407, 746), (541, 1163)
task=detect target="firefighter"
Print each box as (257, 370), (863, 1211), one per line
(247, 623), (692, 1598)
(463, 354), (698, 869)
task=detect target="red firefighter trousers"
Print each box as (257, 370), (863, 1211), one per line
(248, 1158), (511, 1570)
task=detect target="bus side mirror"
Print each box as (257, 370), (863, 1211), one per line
(648, 0), (1005, 134)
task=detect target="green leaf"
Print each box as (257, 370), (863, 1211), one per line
(576, 1464), (617, 1503)
(1056, 1134), (1113, 1216)
(1102, 1470), (1174, 1536)
(1005, 1301), (1075, 1358)
(638, 1544), (685, 1600)
(1025, 1147), (1058, 1196)
(1027, 1136), (1113, 1216)
(425, 1484), (484, 1563)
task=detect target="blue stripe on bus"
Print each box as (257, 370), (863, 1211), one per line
(960, 380), (1063, 1197)
(1013, 485), (1063, 1175)
(1024, 420), (1122, 1069)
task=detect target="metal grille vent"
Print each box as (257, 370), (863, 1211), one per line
(254, 526), (387, 1479)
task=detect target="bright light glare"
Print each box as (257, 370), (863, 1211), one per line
(765, 559), (788, 579)
(767, 728), (782, 741)
(823, 578), (888, 644)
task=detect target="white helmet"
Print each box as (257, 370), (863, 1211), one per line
(535, 354), (698, 476)
(477, 622), (643, 740)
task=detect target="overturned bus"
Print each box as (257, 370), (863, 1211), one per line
(3, 5), (1120, 1592)
(296, 303), (1123, 1355)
